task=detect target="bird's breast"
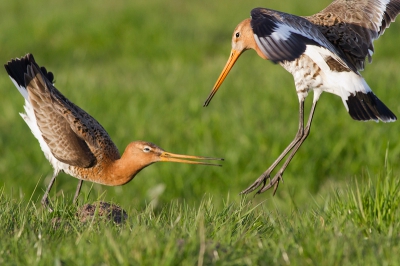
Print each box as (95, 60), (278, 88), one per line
(280, 54), (324, 99)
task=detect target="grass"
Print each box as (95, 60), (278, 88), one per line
(1, 167), (400, 265)
(1, 0), (400, 264)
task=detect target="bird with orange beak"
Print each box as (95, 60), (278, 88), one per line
(204, 1), (400, 195)
(5, 54), (223, 211)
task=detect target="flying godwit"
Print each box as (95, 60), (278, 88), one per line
(204, 0), (400, 195)
(5, 54), (223, 210)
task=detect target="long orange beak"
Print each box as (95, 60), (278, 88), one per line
(160, 151), (223, 166)
(203, 49), (242, 106)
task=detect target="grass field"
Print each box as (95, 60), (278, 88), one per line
(1, 0), (400, 264)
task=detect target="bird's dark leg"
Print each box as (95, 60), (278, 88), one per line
(41, 171), (58, 212)
(258, 100), (318, 194)
(241, 99), (306, 195)
(73, 180), (83, 204)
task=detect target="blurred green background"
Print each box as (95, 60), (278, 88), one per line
(1, 0), (400, 212)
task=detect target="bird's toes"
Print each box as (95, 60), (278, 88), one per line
(41, 197), (54, 212)
(241, 180), (262, 194)
(241, 174), (269, 194)
(272, 181), (280, 195)
(257, 172), (284, 194)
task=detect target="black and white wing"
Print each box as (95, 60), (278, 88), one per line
(250, 8), (359, 73)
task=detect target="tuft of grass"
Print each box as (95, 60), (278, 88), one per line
(329, 151), (400, 235)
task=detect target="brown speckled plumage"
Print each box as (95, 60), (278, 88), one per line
(306, 0), (400, 70)
(5, 54), (223, 211)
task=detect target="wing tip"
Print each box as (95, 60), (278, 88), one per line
(4, 53), (55, 88)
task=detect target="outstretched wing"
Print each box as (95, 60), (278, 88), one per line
(306, 0), (400, 71)
(6, 54), (120, 167)
(250, 7), (358, 73)
(24, 62), (99, 167)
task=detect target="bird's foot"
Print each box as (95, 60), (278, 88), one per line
(41, 196), (54, 212)
(258, 171), (284, 195)
(240, 170), (284, 196)
(240, 171), (272, 195)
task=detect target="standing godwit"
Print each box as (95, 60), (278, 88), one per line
(5, 54), (223, 210)
(204, 0), (400, 195)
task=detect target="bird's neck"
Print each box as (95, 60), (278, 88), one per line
(101, 153), (152, 186)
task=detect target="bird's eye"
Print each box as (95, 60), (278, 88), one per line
(235, 32), (240, 38)
(143, 146), (151, 153)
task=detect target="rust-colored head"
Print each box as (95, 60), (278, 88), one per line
(108, 141), (223, 186)
(125, 141), (222, 166)
(130, 141), (221, 173)
(203, 18), (267, 106)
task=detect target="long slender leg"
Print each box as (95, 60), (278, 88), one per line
(73, 180), (83, 204)
(259, 100), (318, 194)
(41, 171), (59, 212)
(241, 99), (306, 194)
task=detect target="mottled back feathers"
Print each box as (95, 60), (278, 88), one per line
(306, 0), (400, 70)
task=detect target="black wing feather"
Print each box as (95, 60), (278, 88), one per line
(250, 8), (358, 73)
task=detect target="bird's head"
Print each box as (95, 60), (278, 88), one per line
(105, 141), (223, 186)
(231, 18), (255, 54)
(203, 18), (268, 107)
(124, 141), (223, 169)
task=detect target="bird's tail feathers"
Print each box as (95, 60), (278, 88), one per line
(346, 91), (396, 122)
